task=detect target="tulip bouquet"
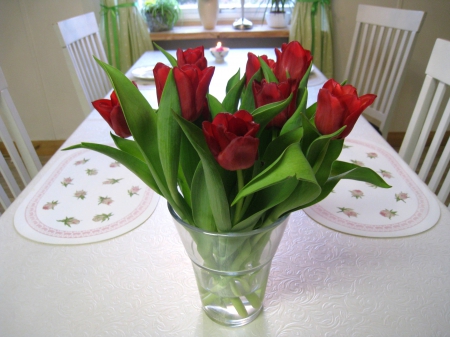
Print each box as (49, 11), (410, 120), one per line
(65, 42), (389, 325)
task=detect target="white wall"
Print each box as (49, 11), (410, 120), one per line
(0, 0), (98, 140)
(0, 0), (449, 141)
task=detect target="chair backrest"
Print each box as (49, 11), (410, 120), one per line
(54, 12), (110, 115)
(344, 5), (425, 138)
(0, 66), (42, 211)
(399, 38), (450, 208)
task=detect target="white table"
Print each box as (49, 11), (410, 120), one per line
(1, 49), (449, 336)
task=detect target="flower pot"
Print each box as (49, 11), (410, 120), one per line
(145, 12), (174, 32)
(198, 0), (219, 30)
(169, 204), (289, 327)
(266, 11), (289, 28)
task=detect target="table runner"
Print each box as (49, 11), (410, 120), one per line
(14, 147), (159, 244)
(304, 138), (441, 237)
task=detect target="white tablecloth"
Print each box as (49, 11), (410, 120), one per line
(1, 49), (449, 336)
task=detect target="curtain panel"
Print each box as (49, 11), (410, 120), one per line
(100, 0), (154, 72)
(289, 0), (333, 79)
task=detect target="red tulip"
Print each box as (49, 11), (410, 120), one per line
(245, 52), (275, 86)
(252, 79), (298, 129)
(154, 63), (215, 122)
(173, 64), (215, 121)
(92, 85), (137, 138)
(202, 110), (260, 171)
(273, 41), (313, 83)
(177, 46), (207, 70)
(154, 62), (171, 104)
(315, 79), (377, 139)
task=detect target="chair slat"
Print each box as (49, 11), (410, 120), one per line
(0, 66), (42, 212)
(54, 12), (111, 116)
(399, 38), (450, 207)
(409, 82), (446, 170)
(345, 5), (425, 138)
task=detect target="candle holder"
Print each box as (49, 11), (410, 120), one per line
(210, 42), (229, 63)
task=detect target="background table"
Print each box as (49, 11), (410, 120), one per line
(1, 49), (449, 336)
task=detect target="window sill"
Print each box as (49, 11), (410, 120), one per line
(150, 24), (290, 41)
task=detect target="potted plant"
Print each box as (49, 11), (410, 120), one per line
(143, 0), (180, 32)
(262, 0), (292, 28)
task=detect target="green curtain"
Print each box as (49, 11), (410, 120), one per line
(289, 0), (333, 79)
(100, 0), (154, 72)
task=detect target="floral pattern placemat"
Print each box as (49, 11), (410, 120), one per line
(304, 138), (441, 238)
(14, 148), (159, 245)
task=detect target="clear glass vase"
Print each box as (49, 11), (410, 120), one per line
(169, 204), (289, 327)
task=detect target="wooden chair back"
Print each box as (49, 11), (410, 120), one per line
(344, 5), (425, 138)
(0, 67), (42, 211)
(399, 38), (450, 208)
(54, 12), (110, 115)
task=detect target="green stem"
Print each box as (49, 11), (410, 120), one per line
(233, 170), (245, 225)
(229, 297), (248, 318)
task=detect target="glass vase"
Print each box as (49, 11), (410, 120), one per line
(169, 204), (289, 327)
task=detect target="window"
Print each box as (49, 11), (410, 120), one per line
(177, 0), (272, 24)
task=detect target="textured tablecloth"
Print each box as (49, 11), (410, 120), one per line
(1, 50), (449, 336)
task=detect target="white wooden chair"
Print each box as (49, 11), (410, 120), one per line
(54, 12), (110, 116)
(399, 38), (450, 208)
(0, 67), (42, 212)
(344, 5), (425, 138)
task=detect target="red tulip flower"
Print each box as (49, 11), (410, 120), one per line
(202, 110), (260, 171)
(177, 46), (207, 70)
(273, 41), (313, 83)
(252, 79), (298, 129)
(92, 86), (137, 138)
(154, 63), (215, 122)
(154, 62), (171, 104)
(245, 52), (275, 86)
(315, 79), (377, 139)
(173, 64), (215, 121)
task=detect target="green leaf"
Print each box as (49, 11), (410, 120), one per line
(280, 88), (307, 136)
(301, 161), (391, 208)
(226, 68), (241, 94)
(232, 142), (317, 205)
(191, 163), (216, 232)
(252, 95), (293, 133)
(95, 58), (192, 223)
(153, 42), (177, 67)
(265, 179), (321, 224)
(207, 93), (225, 118)
(262, 127), (303, 167)
(299, 62), (313, 89)
(179, 132), (200, 188)
(330, 161), (391, 188)
(300, 113), (320, 153)
(314, 139), (344, 186)
(305, 102), (317, 120)
(111, 133), (144, 161)
(222, 75), (245, 113)
(172, 112), (232, 232)
(306, 126), (345, 171)
(63, 143), (161, 195)
(157, 70), (185, 208)
(240, 70), (262, 112)
(232, 177), (298, 231)
(259, 56), (278, 83)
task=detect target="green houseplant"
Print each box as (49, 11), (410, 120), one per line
(262, 0), (293, 27)
(143, 0), (180, 32)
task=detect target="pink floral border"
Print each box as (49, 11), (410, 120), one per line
(24, 149), (156, 239)
(309, 138), (429, 233)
